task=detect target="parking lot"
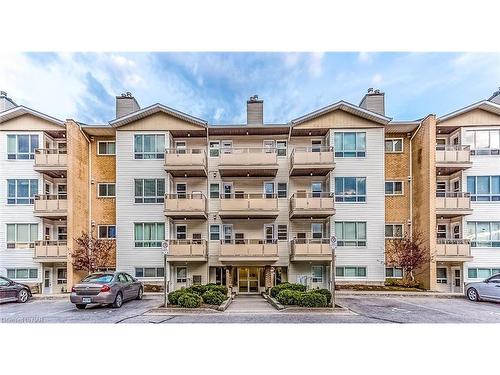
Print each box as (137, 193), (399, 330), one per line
(1, 294), (500, 323)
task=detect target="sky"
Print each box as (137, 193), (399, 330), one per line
(1, 52), (500, 125)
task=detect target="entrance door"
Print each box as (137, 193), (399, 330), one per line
(264, 224), (274, 244)
(451, 267), (462, 293)
(176, 183), (187, 198)
(238, 267), (260, 294)
(43, 268), (52, 294)
(264, 182), (274, 198)
(223, 182), (233, 198)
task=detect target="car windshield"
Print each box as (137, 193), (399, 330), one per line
(81, 274), (114, 284)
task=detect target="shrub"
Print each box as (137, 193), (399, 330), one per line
(310, 288), (332, 304)
(276, 289), (303, 305)
(299, 293), (327, 308)
(168, 288), (188, 305)
(202, 290), (226, 305)
(270, 283), (306, 298)
(205, 283), (228, 296)
(178, 292), (203, 308)
(188, 284), (208, 296)
(385, 278), (423, 289)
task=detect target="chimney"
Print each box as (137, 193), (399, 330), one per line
(116, 92), (140, 118)
(247, 95), (263, 125)
(488, 87), (500, 105)
(0, 91), (17, 112)
(359, 88), (385, 116)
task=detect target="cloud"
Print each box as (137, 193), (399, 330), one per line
(358, 52), (373, 63)
(308, 52), (324, 77)
(371, 73), (383, 84)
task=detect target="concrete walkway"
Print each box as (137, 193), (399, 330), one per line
(225, 294), (277, 313)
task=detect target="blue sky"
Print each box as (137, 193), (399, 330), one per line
(1, 52), (499, 124)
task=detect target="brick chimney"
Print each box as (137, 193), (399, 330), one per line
(247, 95), (263, 125)
(0, 91), (17, 112)
(488, 87), (500, 105)
(359, 88), (385, 116)
(116, 92), (140, 118)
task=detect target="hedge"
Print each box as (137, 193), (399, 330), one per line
(168, 288), (188, 305)
(299, 293), (327, 307)
(276, 290), (303, 305)
(202, 290), (226, 305)
(178, 292), (203, 308)
(270, 283), (306, 298)
(205, 283), (228, 296)
(310, 288), (332, 304)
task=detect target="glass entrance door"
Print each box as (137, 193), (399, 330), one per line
(238, 267), (260, 294)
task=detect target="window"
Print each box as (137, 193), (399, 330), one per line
(311, 223), (323, 239)
(209, 141), (220, 157)
(134, 134), (165, 159)
(97, 183), (116, 198)
(311, 266), (323, 283)
(276, 140), (287, 157)
(57, 268), (67, 284)
(468, 267), (500, 279)
(210, 225), (220, 241)
(7, 179), (38, 204)
(135, 267), (164, 278)
(277, 225), (288, 241)
(264, 182), (274, 198)
(334, 132), (366, 157)
(466, 222), (500, 247)
(385, 139), (403, 153)
(57, 226), (67, 241)
(311, 140), (322, 152)
(175, 141), (187, 153)
(6, 224), (38, 248)
(134, 223), (165, 247)
(385, 181), (403, 195)
(98, 225), (116, 239)
(210, 183), (220, 198)
(7, 268), (38, 279)
(336, 266), (366, 278)
(277, 182), (287, 198)
(335, 222), (367, 246)
(465, 130), (500, 155)
(311, 182), (322, 198)
(176, 225), (187, 240)
(385, 224), (404, 238)
(467, 176), (500, 201)
(7, 134), (39, 159)
(386, 267), (403, 278)
(176, 267), (187, 283)
(335, 177), (366, 202)
(97, 141), (116, 155)
(437, 268), (447, 284)
(134, 179), (165, 203)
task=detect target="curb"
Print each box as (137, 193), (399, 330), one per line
(218, 295), (233, 311)
(262, 293), (285, 310)
(337, 291), (465, 299)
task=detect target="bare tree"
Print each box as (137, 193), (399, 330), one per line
(386, 231), (429, 281)
(71, 231), (114, 274)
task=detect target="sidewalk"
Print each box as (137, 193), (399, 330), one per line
(337, 290), (465, 298)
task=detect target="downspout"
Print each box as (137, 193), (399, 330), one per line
(409, 119), (424, 241)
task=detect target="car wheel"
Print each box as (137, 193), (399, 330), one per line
(136, 287), (144, 300)
(17, 289), (29, 303)
(467, 287), (480, 302)
(75, 304), (86, 309)
(112, 292), (123, 308)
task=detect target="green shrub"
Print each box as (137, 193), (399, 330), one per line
(310, 288), (332, 304)
(276, 289), (303, 305)
(188, 284), (208, 296)
(270, 283), (306, 298)
(299, 292), (327, 307)
(178, 292), (203, 308)
(202, 290), (226, 305)
(168, 288), (188, 305)
(205, 283), (228, 296)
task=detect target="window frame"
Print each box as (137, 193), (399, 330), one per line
(134, 134), (165, 160)
(7, 134), (39, 160)
(334, 132), (367, 158)
(311, 265), (324, 283)
(209, 183), (220, 199)
(276, 140), (287, 157)
(56, 268), (67, 284)
(6, 223), (38, 248)
(385, 224), (404, 239)
(466, 130), (500, 155)
(335, 266), (367, 278)
(97, 225), (116, 239)
(385, 181), (404, 196)
(176, 266), (187, 283)
(209, 141), (220, 157)
(436, 267), (448, 284)
(97, 141), (116, 155)
(210, 225), (221, 241)
(335, 221), (367, 247)
(97, 183), (116, 198)
(7, 179), (38, 205)
(134, 178), (165, 203)
(334, 177), (367, 203)
(134, 267), (164, 278)
(466, 221), (500, 248)
(384, 138), (403, 153)
(277, 224), (288, 241)
(277, 182), (288, 198)
(466, 176), (500, 201)
(134, 222), (165, 248)
(467, 267), (500, 279)
(385, 267), (403, 279)
(6, 268), (39, 280)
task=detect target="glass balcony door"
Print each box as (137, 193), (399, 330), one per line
(238, 267), (260, 294)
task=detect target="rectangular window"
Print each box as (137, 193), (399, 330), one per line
(7, 134), (39, 160)
(134, 178), (165, 203)
(209, 141), (220, 157)
(466, 176), (500, 201)
(385, 181), (403, 195)
(97, 183), (116, 198)
(467, 222), (500, 247)
(385, 138), (403, 153)
(6, 224), (38, 248)
(466, 130), (500, 155)
(335, 222), (367, 247)
(437, 267), (448, 284)
(385, 267), (403, 278)
(134, 134), (165, 159)
(385, 224), (404, 238)
(57, 226), (67, 241)
(311, 266), (323, 283)
(335, 177), (366, 202)
(210, 183), (220, 198)
(98, 225), (116, 239)
(311, 223), (323, 239)
(334, 132), (366, 157)
(276, 140), (287, 157)
(134, 267), (164, 278)
(467, 268), (500, 279)
(277, 225), (288, 241)
(277, 182), (288, 198)
(176, 267), (187, 283)
(176, 225), (187, 240)
(437, 224), (447, 239)
(57, 268), (67, 284)
(97, 141), (116, 155)
(6, 268), (38, 279)
(7, 179), (38, 204)
(134, 223), (165, 247)
(210, 225), (220, 241)
(336, 266), (366, 278)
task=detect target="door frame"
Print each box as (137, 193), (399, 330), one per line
(43, 267), (53, 294)
(237, 267), (260, 294)
(451, 266), (462, 293)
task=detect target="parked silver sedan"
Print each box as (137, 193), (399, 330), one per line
(465, 273), (500, 302)
(70, 272), (143, 309)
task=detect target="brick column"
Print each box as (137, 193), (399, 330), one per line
(265, 266), (272, 290)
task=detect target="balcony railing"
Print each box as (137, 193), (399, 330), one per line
(290, 238), (332, 261)
(164, 148), (207, 176)
(34, 195), (68, 217)
(219, 239), (279, 260)
(290, 192), (335, 218)
(435, 192), (472, 217)
(218, 148), (278, 177)
(435, 238), (472, 260)
(166, 239), (207, 260)
(290, 146), (335, 176)
(34, 148), (68, 170)
(435, 145), (472, 166)
(219, 193), (279, 218)
(34, 240), (68, 261)
(164, 193), (207, 218)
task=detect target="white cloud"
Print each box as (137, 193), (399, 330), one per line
(371, 73), (383, 84)
(213, 107), (224, 122)
(308, 52), (324, 77)
(358, 52), (373, 63)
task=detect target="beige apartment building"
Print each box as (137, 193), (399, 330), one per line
(1, 88), (499, 294)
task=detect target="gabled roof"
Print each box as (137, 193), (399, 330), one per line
(290, 100), (392, 126)
(438, 100), (500, 123)
(0, 105), (64, 126)
(109, 103), (208, 128)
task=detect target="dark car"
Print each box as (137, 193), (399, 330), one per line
(70, 272), (144, 309)
(0, 276), (32, 304)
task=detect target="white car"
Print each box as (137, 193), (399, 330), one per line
(465, 273), (500, 302)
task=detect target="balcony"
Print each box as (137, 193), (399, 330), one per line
(435, 239), (472, 262)
(435, 145), (472, 175)
(34, 149), (67, 177)
(33, 240), (68, 262)
(289, 192), (335, 219)
(218, 148), (278, 177)
(34, 195), (67, 218)
(218, 239), (279, 262)
(164, 149), (207, 177)
(219, 193), (279, 219)
(164, 193), (207, 219)
(289, 147), (335, 176)
(435, 192), (472, 217)
(290, 239), (332, 261)
(166, 239), (207, 262)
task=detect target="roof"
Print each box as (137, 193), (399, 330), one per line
(109, 103), (208, 128)
(0, 105), (64, 126)
(386, 120), (422, 133)
(437, 100), (500, 123)
(290, 100), (392, 126)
